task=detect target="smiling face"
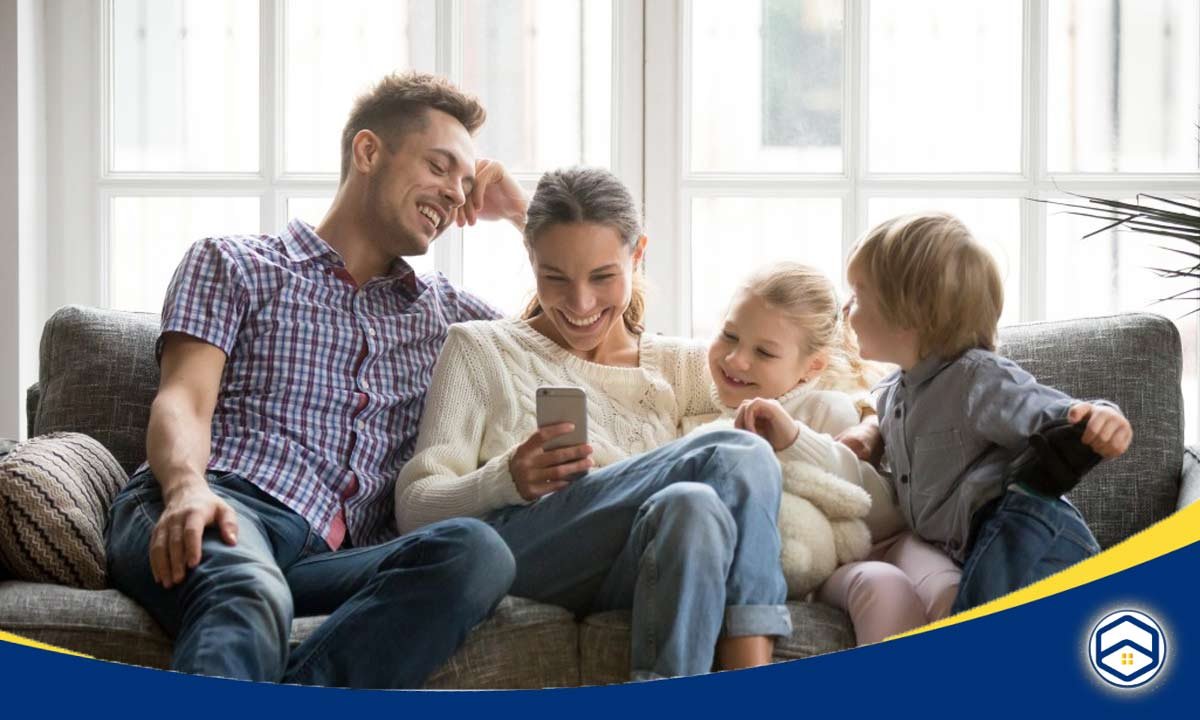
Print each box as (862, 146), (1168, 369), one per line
(527, 222), (644, 359)
(708, 290), (827, 408)
(362, 108), (476, 257)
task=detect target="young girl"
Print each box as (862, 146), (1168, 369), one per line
(682, 262), (962, 643)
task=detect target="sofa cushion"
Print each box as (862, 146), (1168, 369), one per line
(0, 582), (579, 689)
(34, 306), (160, 474)
(997, 313), (1182, 548)
(577, 601), (855, 685)
(0, 434), (126, 589)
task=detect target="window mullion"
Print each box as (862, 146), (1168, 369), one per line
(1021, 0), (1047, 323)
(435, 0), (464, 285)
(262, 0), (279, 232)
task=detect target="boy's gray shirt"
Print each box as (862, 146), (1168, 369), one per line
(876, 348), (1114, 563)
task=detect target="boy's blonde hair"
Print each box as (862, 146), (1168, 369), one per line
(743, 262), (886, 393)
(847, 212), (1003, 358)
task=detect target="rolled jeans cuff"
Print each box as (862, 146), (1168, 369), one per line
(723, 604), (793, 638)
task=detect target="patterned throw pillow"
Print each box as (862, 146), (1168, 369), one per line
(0, 433), (127, 589)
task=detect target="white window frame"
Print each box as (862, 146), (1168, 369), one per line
(643, 0), (1200, 339)
(45, 0), (643, 312)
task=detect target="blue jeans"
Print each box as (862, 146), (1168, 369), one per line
(952, 487), (1100, 613)
(105, 471), (515, 688)
(485, 429), (792, 680)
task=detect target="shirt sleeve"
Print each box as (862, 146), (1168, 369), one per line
(964, 353), (1078, 449)
(157, 237), (250, 361)
(434, 273), (503, 324)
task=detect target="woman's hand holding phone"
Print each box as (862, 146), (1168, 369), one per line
(509, 424), (594, 501)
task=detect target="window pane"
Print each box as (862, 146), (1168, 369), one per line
(112, 0), (259, 172)
(283, 0), (437, 174)
(866, 198), (1022, 323)
(462, 222), (535, 316)
(110, 196), (260, 313)
(690, 197), (842, 339)
(1048, 0), (1200, 172)
(1045, 199), (1199, 442)
(868, 0), (1022, 173)
(286, 196), (434, 275)
(462, 0), (613, 172)
(690, 0), (843, 173)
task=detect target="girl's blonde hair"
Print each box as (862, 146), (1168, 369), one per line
(743, 262), (888, 392)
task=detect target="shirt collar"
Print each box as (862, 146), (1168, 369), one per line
(283, 218), (340, 263)
(284, 218), (422, 294)
(901, 353), (955, 389)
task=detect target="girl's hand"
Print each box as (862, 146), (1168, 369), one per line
(734, 398), (799, 452)
(835, 415), (884, 466)
(1068, 402), (1133, 458)
(508, 424), (594, 501)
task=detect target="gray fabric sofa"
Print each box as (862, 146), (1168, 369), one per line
(1, 305), (1196, 687)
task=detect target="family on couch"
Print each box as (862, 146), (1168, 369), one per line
(103, 71), (1133, 689)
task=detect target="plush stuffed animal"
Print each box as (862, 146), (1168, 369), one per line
(686, 416), (873, 599)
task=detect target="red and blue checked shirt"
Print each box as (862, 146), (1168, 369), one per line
(154, 219), (500, 549)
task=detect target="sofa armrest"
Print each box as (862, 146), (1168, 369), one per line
(25, 383), (39, 434)
(1179, 446), (1200, 511)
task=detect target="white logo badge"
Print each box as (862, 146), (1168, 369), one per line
(1088, 609), (1166, 688)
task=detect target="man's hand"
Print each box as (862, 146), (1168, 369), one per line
(456, 158), (528, 230)
(150, 479), (239, 589)
(733, 398), (799, 452)
(508, 424), (594, 501)
(1068, 402), (1133, 459)
(835, 415), (884, 466)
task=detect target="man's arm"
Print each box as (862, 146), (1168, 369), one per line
(145, 333), (239, 589)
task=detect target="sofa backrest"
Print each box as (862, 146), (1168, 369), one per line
(28, 306), (1183, 547)
(32, 306), (160, 474)
(997, 313), (1182, 548)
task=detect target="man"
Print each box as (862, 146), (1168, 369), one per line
(105, 72), (529, 688)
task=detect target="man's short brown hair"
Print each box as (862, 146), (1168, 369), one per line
(339, 72), (486, 183)
(847, 212), (1004, 359)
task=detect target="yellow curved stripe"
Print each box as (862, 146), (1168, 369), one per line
(0, 630), (92, 658)
(890, 500), (1200, 640)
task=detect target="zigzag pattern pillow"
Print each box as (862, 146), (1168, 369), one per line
(0, 433), (126, 589)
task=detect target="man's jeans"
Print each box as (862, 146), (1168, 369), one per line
(105, 471), (515, 688)
(485, 429), (792, 681)
(952, 487), (1100, 613)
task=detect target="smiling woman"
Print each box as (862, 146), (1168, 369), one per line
(396, 165), (794, 681)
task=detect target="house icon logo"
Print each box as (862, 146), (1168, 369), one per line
(1088, 610), (1167, 688)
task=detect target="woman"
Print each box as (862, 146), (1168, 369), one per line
(395, 166), (791, 680)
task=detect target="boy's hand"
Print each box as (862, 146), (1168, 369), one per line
(835, 415), (884, 466)
(734, 398), (799, 452)
(1067, 402), (1132, 458)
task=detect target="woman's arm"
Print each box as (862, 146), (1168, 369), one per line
(394, 325), (528, 533)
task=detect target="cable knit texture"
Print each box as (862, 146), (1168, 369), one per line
(395, 319), (716, 533)
(682, 377), (900, 599)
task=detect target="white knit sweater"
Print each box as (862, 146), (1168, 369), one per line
(394, 319), (717, 533)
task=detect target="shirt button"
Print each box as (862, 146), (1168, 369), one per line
(361, 380), (370, 390)
(368, 328), (377, 337)
(900, 474), (909, 484)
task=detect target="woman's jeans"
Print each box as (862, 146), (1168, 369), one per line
(485, 429), (792, 681)
(952, 487), (1101, 613)
(105, 471), (515, 688)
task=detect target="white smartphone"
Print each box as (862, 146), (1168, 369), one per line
(536, 386), (588, 451)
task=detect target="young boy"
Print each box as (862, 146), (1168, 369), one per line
(844, 212), (1132, 612)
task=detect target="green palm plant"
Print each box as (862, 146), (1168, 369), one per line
(1037, 192), (1200, 314)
